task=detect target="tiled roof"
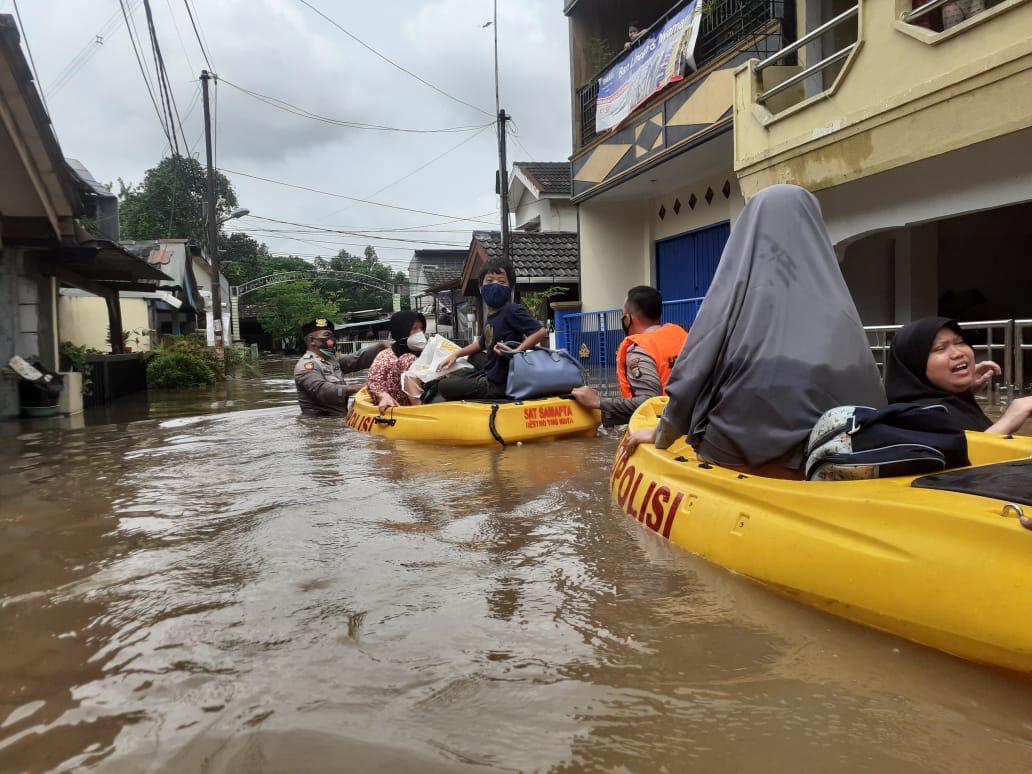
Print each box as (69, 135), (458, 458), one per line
(472, 230), (579, 279)
(423, 263), (464, 290)
(513, 162), (571, 196)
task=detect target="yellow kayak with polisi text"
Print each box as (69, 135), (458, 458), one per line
(614, 396), (1032, 672)
(347, 388), (600, 446)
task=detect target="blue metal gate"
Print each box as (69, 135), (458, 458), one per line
(563, 298), (704, 393)
(655, 221), (730, 302)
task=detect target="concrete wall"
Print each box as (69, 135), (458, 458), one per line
(58, 296), (154, 353)
(577, 169), (744, 312)
(515, 199), (579, 233)
(0, 249), (60, 418)
(734, 0), (1032, 198)
(0, 249), (21, 418)
(653, 174), (746, 240)
(841, 235), (896, 325)
(552, 201), (578, 232)
(578, 199), (653, 311)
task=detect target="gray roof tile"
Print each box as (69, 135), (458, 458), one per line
(513, 162), (571, 196)
(473, 230), (578, 279)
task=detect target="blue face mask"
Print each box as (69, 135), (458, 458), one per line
(481, 283), (511, 309)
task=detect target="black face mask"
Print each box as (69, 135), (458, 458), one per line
(621, 314), (632, 335)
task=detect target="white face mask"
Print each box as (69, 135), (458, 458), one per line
(406, 331), (428, 351)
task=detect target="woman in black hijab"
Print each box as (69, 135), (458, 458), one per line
(366, 311), (427, 412)
(885, 317), (1032, 434)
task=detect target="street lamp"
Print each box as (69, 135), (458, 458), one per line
(218, 207), (249, 226)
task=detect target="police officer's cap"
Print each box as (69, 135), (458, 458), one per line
(301, 318), (336, 336)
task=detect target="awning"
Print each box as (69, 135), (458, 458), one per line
(335, 318), (391, 332)
(50, 239), (174, 292)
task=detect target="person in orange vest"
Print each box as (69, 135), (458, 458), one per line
(571, 286), (688, 426)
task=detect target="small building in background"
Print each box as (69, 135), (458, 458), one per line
(509, 162), (577, 233)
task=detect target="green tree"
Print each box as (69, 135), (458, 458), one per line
(318, 248), (407, 313)
(119, 156), (237, 243)
(219, 232), (271, 286)
(257, 281), (340, 347)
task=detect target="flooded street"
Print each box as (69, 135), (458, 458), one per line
(2, 372), (1031, 773)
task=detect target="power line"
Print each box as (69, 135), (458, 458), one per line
(11, 0), (49, 116)
(163, 0), (196, 76)
(142, 0), (187, 154)
(317, 124), (493, 222)
(294, 0), (491, 118)
(232, 228), (465, 256)
(237, 215), (467, 247)
(119, 0), (172, 147)
(46, 2), (141, 98)
(218, 77), (493, 134)
(181, 0), (214, 71)
(219, 167), (503, 224)
(245, 213), (494, 233)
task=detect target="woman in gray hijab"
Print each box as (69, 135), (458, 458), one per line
(621, 184), (885, 478)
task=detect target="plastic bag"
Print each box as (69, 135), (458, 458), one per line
(401, 334), (473, 394)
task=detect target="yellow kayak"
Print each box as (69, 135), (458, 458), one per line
(347, 388), (601, 445)
(614, 397), (1032, 672)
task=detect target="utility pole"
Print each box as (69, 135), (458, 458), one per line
(201, 69), (224, 360)
(494, 0), (511, 262)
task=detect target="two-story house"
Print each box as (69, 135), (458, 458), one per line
(732, 0), (1032, 340)
(566, 0), (794, 313)
(567, 0), (1031, 388)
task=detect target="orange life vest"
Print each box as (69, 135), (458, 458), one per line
(616, 323), (689, 398)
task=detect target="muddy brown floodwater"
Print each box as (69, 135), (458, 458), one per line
(1, 372), (1031, 772)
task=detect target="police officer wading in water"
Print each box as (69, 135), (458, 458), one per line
(572, 286), (688, 426)
(294, 318), (387, 416)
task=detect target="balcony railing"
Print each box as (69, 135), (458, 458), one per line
(576, 0), (794, 148)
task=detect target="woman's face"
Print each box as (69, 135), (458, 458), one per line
(409, 319), (425, 336)
(925, 327), (976, 394)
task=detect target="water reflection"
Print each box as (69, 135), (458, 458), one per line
(1, 376), (1031, 772)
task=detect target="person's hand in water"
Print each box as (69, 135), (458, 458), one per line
(620, 427), (657, 456)
(973, 360), (1002, 388)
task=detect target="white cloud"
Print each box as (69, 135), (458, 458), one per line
(13, 0), (572, 268)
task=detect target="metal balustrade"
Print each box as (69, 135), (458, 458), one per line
(755, 4), (859, 105)
(865, 319), (1022, 403)
(1014, 319), (1032, 393)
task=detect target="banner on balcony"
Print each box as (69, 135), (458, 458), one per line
(595, 1), (702, 133)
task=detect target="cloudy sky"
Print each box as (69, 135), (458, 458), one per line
(6, 0), (572, 270)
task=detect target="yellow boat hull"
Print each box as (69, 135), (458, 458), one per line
(347, 388), (601, 445)
(614, 397), (1032, 672)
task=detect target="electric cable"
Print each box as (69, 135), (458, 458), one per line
(119, 0), (172, 147)
(218, 78), (492, 134)
(294, 0), (491, 118)
(218, 167), (506, 224)
(236, 216), (467, 247)
(181, 0), (214, 71)
(317, 124), (493, 222)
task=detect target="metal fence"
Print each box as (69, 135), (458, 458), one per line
(559, 311), (1030, 399)
(562, 297), (704, 393)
